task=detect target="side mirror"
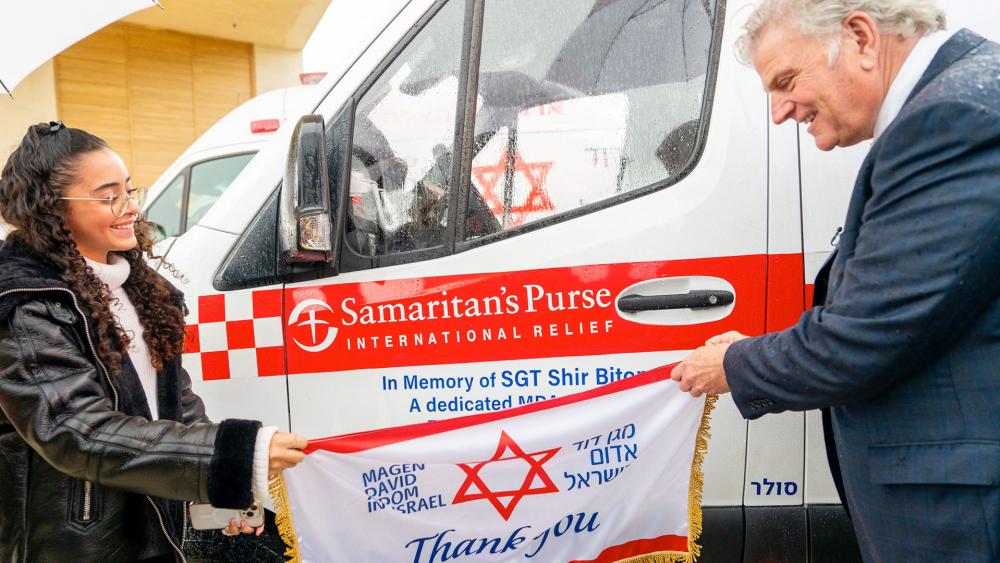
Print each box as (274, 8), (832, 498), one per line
(280, 114), (333, 263)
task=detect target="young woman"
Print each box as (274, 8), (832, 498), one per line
(0, 122), (306, 562)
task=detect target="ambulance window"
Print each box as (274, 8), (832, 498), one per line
(186, 153), (255, 228)
(343, 0), (464, 257)
(464, 0), (716, 239)
(145, 174), (185, 242)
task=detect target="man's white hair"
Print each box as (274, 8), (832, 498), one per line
(736, 0), (947, 65)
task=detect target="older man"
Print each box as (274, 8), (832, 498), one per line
(671, 0), (1000, 561)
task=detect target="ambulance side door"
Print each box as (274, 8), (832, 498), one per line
(282, 0), (765, 526)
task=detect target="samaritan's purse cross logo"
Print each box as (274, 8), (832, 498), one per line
(288, 298), (338, 352)
(452, 431), (561, 521)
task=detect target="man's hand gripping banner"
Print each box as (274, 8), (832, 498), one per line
(270, 364), (715, 562)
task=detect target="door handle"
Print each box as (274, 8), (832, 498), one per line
(617, 289), (735, 313)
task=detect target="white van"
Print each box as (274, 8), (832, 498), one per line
(153, 2), (1000, 561)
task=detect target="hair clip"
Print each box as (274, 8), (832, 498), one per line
(47, 121), (65, 134)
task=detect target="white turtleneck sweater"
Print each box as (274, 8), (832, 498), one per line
(86, 255), (276, 503)
(87, 255), (160, 418)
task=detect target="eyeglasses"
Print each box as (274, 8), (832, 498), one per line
(59, 187), (148, 218)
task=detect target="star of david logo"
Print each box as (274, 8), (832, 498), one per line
(471, 148), (555, 227)
(452, 431), (561, 521)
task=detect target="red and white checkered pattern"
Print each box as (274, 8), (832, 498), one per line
(182, 289), (285, 381)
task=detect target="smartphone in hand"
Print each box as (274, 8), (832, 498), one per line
(189, 502), (264, 530)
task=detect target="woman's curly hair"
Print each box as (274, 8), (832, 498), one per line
(0, 123), (186, 374)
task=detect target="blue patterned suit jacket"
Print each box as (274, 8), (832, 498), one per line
(725, 29), (1000, 562)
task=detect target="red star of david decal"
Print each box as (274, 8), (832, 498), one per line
(471, 148), (555, 227)
(452, 431), (561, 521)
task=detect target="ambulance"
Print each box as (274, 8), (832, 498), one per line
(146, 1), (1000, 561)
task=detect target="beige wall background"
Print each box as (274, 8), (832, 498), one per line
(0, 62), (59, 159)
(1, 25), (301, 188)
(54, 23), (256, 187)
(1, 0), (327, 192)
(254, 45), (305, 96)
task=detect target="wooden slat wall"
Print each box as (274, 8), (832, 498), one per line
(55, 23), (253, 187)
(56, 26), (133, 170)
(194, 36), (255, 134)
(129, 26), (196, 187)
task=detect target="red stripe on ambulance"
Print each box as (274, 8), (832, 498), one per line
(182, 255), (814, 381)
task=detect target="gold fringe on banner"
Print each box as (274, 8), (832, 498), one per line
(271, 394), (718, 563)
(616, 393), (718, 563)
(269, 474), (302, 563)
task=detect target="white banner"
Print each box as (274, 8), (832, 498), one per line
(271, 365), (714, 563)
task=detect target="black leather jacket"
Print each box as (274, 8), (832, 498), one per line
(0, 239), (261, 563)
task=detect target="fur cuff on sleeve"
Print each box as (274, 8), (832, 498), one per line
(207, 418), (262, 508)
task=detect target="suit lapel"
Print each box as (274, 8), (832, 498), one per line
(822, 153), (876, 301)
(811, 248), (836, 307)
